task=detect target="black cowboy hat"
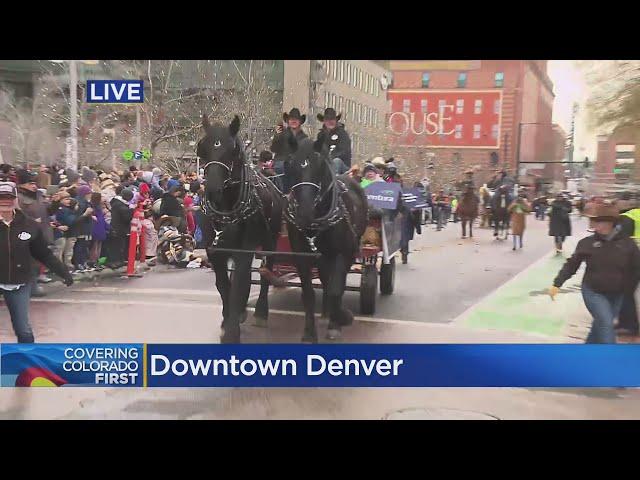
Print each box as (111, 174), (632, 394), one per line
(283, 108), (306, 124)
(317, 107), (341, 122)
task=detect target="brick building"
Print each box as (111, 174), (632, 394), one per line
(386, 60), (559, 189)
(593, 125), (639, 192)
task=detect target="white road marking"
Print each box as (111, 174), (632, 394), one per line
(29, 298), (440, 327)
(72, 286), (261, 302)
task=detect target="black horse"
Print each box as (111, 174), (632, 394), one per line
(491, 186), (511, 240)
(198, 115), (284, 343)
(285, 136), (368, 342)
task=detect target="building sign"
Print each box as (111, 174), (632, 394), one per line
(387, 89), (502, 149)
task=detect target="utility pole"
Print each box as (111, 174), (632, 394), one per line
(567, 103), (578, 177)
(69, 60), (78, 171)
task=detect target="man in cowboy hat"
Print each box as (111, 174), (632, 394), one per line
(271, 107), (308, 193)
(316, 107), (352, 175)
(549, 202), (640, 343)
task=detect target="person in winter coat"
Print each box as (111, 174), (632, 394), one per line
(35, 165), (51, 190)
(548, 203), (640, 343)
(89, 192), (108, 269)
(142, 209), (158, 261)
(16, 169), (55, 290)
(548, 193), (572, 254)
(159, 185), (186, 232)
(508, 194), (531, 250)
(183, 194), (196, 236)
(107, 188), (135, 268)
(70, 185), (94, 272)
(0, 182), (74, 343)
(271, 108), (309, 194)
(316, 107), (351, 174)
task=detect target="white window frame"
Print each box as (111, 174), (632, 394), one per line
(331, 93), (336, 108)
(339, 61), (344, 82)
(456, 99), (464, 114)
(438, 99), (446, 112)
(359, 70), (363, 90)
(403, 99), (411, 113)
(491, 124), (499, 139)
(420, 99), (428, 113)
(473, 124), (481, 139)
(455, 124), (463, 139)
(474, 99), (482, 114)
(346, 63), (351, 85)
(494, 99), (501, 114)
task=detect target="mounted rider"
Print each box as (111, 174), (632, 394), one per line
(271, 108), (308, 194)
(316, 108), (352, 175)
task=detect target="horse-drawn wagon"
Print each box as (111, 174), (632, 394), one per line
(241, 180), (404, 315)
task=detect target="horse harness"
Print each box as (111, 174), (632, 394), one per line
(201, 159), (272, 246)
(284, 159), (358, 253)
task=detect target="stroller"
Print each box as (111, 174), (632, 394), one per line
(156, 216), (202, 268)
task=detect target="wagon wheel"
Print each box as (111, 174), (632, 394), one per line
(360, 264), (377, 315)
(379, 256), (396, 295)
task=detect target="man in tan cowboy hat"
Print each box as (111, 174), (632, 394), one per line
(271, 107), (308, 194)
(548, 201), (640, 343)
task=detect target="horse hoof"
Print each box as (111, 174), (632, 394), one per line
(301, 332), (318, 344)
(253, 316), (268, 328)
(220, 330), (241, 344)
(340, 308), (354, 326)
(326, 328), (341, 340)
(461, 235), (466, 239)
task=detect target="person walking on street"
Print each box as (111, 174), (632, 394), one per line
(0, 182), (73, 343)
(548, 203), (640, 344)
(271, 108), (308, 193)
(434, 190), (449, 231)
(16, 169), (54, 294)
(616, 204), (640, 336)
(549, 192), (572, 254)
(508, 194), (531, 251)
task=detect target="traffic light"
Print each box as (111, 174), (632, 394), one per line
(583, 156), (590, 168)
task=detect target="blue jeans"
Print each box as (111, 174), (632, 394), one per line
(581, 284), (623, 344)
(2, 283), (35, 343)
(331, 158), (348, 175)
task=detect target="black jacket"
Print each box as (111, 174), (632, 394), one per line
(0, 210), (72, 285)
(270, 128), (308, 165)
(109, 197), (134, 236)
(553, 229), (640, 294)
(68, 197), (93, 237)
(17, 188), (54, 244)
(548, 199), (572, 237)
(160, 193), (184, 219)
(316, 124), (352, 167)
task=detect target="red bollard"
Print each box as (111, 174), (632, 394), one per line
(126, 207), (144, 277)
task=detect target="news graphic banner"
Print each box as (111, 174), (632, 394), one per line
(86, 80), (144, 103)
(3, 344), (640, 387)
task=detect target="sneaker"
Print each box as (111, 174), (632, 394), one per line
(31, 284), (46, 297)
(37, 274), (53, 284)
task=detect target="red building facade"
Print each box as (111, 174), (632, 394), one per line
(386, 60), (556, 188)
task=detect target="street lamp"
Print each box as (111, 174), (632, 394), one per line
(50, 60), (99, 171)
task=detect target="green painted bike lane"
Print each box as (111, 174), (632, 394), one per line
(458, 236), (589, 338)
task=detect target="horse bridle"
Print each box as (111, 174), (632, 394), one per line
(285, 157), (347, 252)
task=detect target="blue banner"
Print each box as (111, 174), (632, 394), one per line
(364, 182), (401, 210)
(146, 344), (640, 388)
(402, 187), (429, 209)
(4, 344), (640, 388)
(0, 344), (143, 387)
